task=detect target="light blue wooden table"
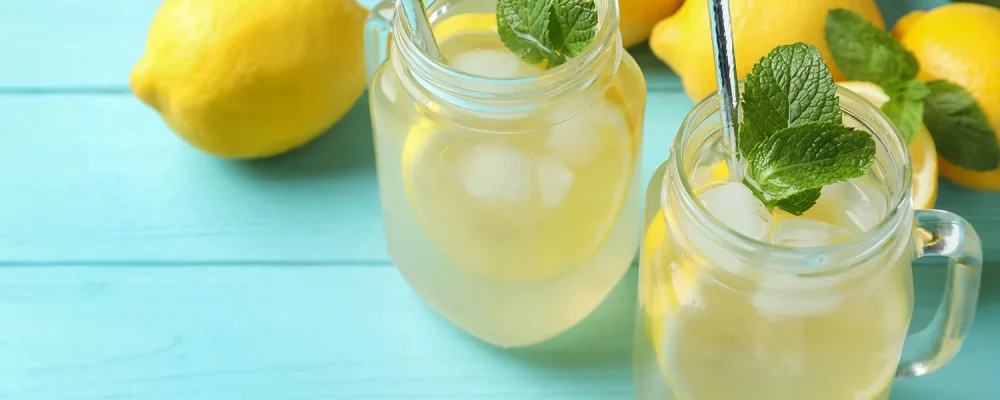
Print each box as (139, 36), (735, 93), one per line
(1, 0), (996, 399)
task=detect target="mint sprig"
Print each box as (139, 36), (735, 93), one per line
(825, 8), (1000, 170)
(496, 0), (597, 68)
(739, 43), (877, 216)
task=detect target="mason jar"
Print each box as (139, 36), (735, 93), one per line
(634, 85), (982, 399)
(365, 0), (646, 347)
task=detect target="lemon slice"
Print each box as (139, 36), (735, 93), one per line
(640, 208), (699, 362)
(433, 13), (497, 38)
(402, 93), (635, 281)
(909, 127), (939, 209)
(838, 81), (938, 208)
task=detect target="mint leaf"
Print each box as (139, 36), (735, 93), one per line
(740, 43), (841, 160)
(825, 9), (919, 86)
(882, 79), (930, 144)
(774, 189), (822, 216)
(497, 0), (564, 65)
(496, 0), (597, 68)
(923, 80), (1000, 171)
(746, 122), (876, 201)
(744, 181), (821, 216)
(739, 43), (877, 215)
(547, 5), (565, 57)
(551, 0), (597, 59)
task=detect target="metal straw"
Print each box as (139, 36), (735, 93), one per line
(707, 0), (742, 180)
(401, 0), (443, 61)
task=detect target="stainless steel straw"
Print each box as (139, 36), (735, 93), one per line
(707, 0), (742, 180)
(401, 0), (443, 61)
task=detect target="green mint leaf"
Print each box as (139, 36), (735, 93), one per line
(497, 0), (564, 65)
(547, 5), (565, 57)
(923, 80), (1000, 171)
(747, 122), (876, 201)
(882, 79), (930, 144)
(740, 43), (841, 160)
(550, 0), (597, 59)
(774, 189), (822, 216)
(741, 178), (820, 215)
(825, 9), (919, 86)
(496, 0), (596, 68)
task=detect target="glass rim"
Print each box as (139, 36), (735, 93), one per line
(666, 85), (915, 272)
(390, 0), (622, 99)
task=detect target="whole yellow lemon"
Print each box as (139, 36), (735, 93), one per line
(649, 0), (883, 102)
(895, 3), (1000, 190)
(131, 0), (369, 159)
(619, 0), (683, 48)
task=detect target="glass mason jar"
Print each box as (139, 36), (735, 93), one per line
(634, 86), (983, 399)
(365, 0), (646, 347)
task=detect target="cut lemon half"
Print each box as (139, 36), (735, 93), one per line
(401, 95), (635, 281)
(838, 81), (939, 208)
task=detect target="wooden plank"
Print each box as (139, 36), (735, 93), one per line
(1, 264), (997, 399)
(628, 44), (681, 92)
(0, 93), (386, 263)
(0, 264), (637, 400)
(2, 92), (998, 264)
(0, 1), (158, 88)
(0, 91), (691, 263)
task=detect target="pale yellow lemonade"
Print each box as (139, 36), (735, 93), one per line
(369, 13), (646, 347)
(636, 133), (915, 398)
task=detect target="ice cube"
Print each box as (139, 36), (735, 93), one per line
(697, 182), (771, 241)
(460, 144), (532, 203)
(752, 288), (842, 319)
(769, 218), (854, 248)
(449, 49), (532, 79)
(819, 180), (887, 231)
(546, 101), (628, 166)
(535, 156), (575, 209)
(752, 268), (848, 318)
(546, 117), (601, 165)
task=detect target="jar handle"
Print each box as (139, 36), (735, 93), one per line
(365, 0), (396, 85)
(897, 209), (983, 378)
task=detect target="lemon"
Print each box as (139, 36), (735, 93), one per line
(131, 0), (368, 159)
(894, 3), (1000, 190)
(649, 0), (883, 102)
(838, 81), (938, 208)
(618, 0), (683, 48)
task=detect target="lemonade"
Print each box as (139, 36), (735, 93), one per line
(636, 160), (914, 400)
(367, 0), (646, 347)
(632, 66), (927, 398)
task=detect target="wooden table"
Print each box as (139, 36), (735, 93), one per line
(2, 0), (996, 398)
